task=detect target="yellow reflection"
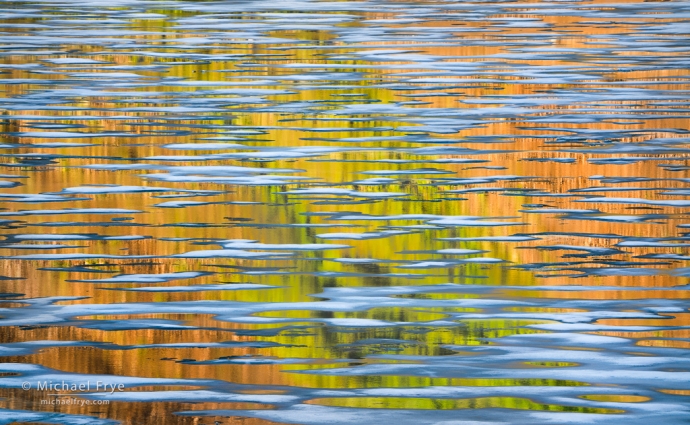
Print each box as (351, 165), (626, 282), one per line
(579, 395), (650, 403)
(307, 396), (624, 413)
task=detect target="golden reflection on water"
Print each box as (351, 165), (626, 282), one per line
(306, 396), (624, 413)
(1, 0), (689, 423)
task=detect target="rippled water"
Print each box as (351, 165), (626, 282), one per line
(1, 0), (690, 423)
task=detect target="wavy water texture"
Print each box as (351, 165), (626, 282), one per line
(0, 0), (689, 424)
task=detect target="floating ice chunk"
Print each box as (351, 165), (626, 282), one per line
(427, 218), (525, 227)
(332, 258), (383, 264)
(579, 268), (665, 277)
(616, 241), (690, 248)
(571, 214), (661, 223)
(437, 236), (539, 242)
(316, 231), (409, 240)
(325, 318), (395, 327)
(528, 323), (674, 331)
(141, 174), (310, 185)
(221, 240), (350, 250)
(576, 197), (690, 207)
(535, 245), (624, 256)
(461, 257), (504, 263)
(74, 272), (210, 284)
(0, 408), (117, 425)
(154, 201), (251, 208)
(57, 185), (181, 194)
(0, 208), (142, 216)
(85, 389), (298, 404)
(352, 178), (397, 185)
(165, 165), (304, 176)
(162, 143), (246, 150)
(397, 261), (458, 269)
(172, 249), (293, 258)
(43, 58), (109, 64)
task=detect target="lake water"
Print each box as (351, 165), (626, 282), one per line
(1, 0), (690, 424)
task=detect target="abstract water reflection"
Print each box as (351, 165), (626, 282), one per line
(0, 0), (689, 423)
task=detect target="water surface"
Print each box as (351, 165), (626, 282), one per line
(1, 0), (690, 423)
